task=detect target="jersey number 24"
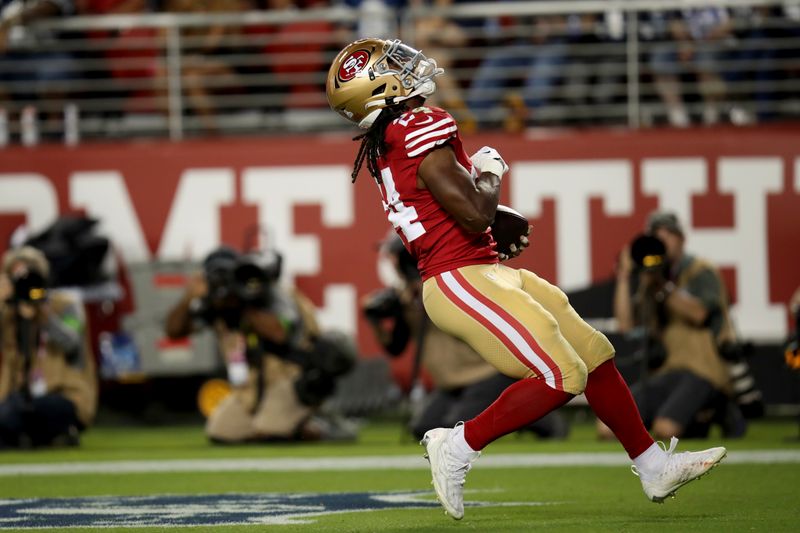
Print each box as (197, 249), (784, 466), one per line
(378, 167), (425, 242)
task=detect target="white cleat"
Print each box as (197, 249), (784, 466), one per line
(421, 426), (481, 520)
(633, 437), (727, 503)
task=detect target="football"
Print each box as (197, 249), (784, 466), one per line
(490, 205), (530, 257)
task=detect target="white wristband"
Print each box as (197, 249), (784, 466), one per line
(479, 159), (505, 179)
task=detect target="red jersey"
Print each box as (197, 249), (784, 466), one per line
(375, 106), (498, 280)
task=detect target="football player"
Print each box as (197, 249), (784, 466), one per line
(326, 38), (726, 520)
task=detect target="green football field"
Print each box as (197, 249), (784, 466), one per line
(0, 417), (799, 532)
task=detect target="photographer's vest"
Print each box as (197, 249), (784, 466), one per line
(0, 293), (98, 427)
(658, 257), (732, 394)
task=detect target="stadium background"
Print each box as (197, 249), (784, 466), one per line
(1, 129), (798, 368)
(0, 1), (799, 530)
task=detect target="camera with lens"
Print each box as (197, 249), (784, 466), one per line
(629, 233), (671, 310)
(362, 288), (403, 323)
(8, 268), (48, 304)
(629, 233), (668, 274)
(194, 247), (283, 328)
(231, 250), (282, 307)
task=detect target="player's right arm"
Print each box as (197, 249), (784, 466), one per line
(417, 146), (502, 233)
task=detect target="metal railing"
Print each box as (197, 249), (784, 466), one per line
(0, 0), (797, 143)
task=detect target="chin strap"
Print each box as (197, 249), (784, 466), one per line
(359, 109), (382, 129)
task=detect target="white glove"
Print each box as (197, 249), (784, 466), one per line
(470, 146), (509, 179)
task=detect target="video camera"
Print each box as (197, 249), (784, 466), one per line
(196, 247), (283, 328)
(7, 268), (48, 304)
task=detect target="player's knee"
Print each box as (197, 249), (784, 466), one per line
(561, 358), (588, 395)
(596, 348), (616, 366)
(594, 333), (616, 360)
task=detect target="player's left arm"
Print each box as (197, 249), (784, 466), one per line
(417, 145), (501, 233)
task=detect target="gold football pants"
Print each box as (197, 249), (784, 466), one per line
(422, 263), (615, 394)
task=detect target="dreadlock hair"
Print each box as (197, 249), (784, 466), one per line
(351, 105), (406, 184)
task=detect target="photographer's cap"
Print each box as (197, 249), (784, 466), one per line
(646, 211), (684, 237)
(2, 246), (50, 280)
(2, 246), (50, 303)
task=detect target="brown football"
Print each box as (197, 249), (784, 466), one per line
(490, 204), (530, 256)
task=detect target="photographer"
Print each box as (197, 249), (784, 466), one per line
(0, 246), (97, 449)
(363, 234), (567, 441)
(165, 246), (355, 443)
(608, 211), (746, 440)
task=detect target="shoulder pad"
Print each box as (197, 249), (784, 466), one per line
(390, 107), (458, 158)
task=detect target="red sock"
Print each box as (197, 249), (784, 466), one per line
(463, 378), (573, 451)
(584, 359), (654, 458)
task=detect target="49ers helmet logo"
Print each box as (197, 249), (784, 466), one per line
(338, 50), (370, 82)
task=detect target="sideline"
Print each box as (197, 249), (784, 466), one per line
(0, 450), (799, 476)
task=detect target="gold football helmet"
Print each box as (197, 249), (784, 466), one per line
(326, 38), (443, 128)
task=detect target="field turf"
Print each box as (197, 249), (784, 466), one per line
(0, 417), (798, 532)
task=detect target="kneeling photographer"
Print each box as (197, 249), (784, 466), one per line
(607, 211), (758, 441)
(165, 246), (355, 443)
(0, 247), (97, 449)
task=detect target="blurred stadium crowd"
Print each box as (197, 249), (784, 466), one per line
(0, 0), (799, 141)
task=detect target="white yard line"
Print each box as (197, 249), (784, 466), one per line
(0, 450), (798, 476)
